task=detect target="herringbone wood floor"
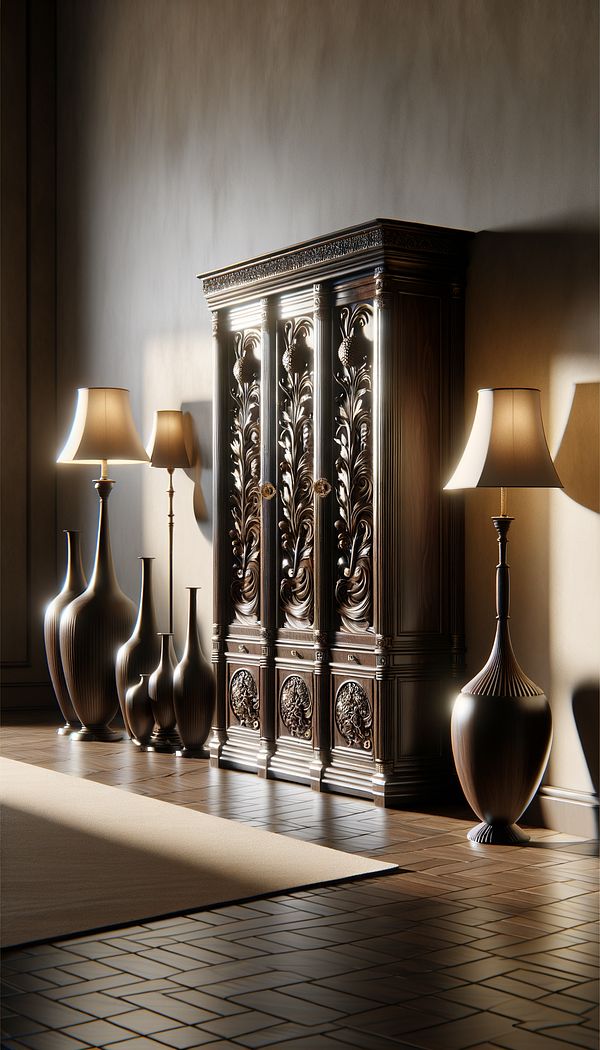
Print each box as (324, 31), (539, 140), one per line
(1, 716), (598, 1050)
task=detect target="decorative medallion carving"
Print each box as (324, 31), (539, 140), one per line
(335, 680), (373, 750)
(278, 317), (314, 629)
(230, 330), (261, 622)
(229, 668), (260, 730)
(334, 304), (373, 633)
(279, 675), (312, 739)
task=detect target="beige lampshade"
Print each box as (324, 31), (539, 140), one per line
(445, 387), (562, 490)
(146, 410), (191, 469)
(57, 387), (149, 465)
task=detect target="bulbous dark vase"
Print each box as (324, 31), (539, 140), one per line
(173, 587), (215, 758)
(60, 479), (135, 742)
(125, 673), (155, 747)
(451, 686), (552, 844)
(451, 516), (553, 844)
(44, 530), (87, 735)
(148, 632), (179, 752)
(116, 558), (160, 740)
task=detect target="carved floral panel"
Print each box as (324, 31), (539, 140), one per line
(334, 304), (373, 633)
(278, 317), (314, 629)
(230, 330), (261, 623)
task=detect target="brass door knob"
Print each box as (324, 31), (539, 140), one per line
(313, 478), (332, 497)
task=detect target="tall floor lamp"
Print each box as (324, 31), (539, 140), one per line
(445, 388), (562, 844)
(57, 387), (149, 741)
(146, 410), (191, 635)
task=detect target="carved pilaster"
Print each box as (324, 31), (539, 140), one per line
(373, 269), (395, 640)
(211, 310), (229, 765)
(312, 284), (332, 777)
(258, 298), (277, 772)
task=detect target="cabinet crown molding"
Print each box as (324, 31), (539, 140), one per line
(199, 218), (472, 306)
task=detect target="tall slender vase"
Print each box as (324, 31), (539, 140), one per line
(116, 557), (160, 739)
(173, 587), (215, 758)
(60, 478), (135, 741)
(44, 531), (87, 735)
(148, 632), (179, 751)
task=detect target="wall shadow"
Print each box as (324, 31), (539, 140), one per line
(181, 400), (212, 539)
(554, 381), (600, 513)
(573, 682), (599, 796)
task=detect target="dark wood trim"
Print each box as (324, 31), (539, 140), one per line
(1, 0), (57, 707)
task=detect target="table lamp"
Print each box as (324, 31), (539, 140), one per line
(57, 387), (149, 741)
(445, 387), (562, 843)
(146, 410), (191, 636)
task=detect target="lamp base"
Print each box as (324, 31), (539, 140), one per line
(175, 746), (210, 760)
(70, 725), (124, 743)
(149, 727), (181, 753)
(57, 722), (81, 737)
(468, 821), (530, 845)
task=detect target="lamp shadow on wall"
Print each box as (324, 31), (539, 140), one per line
(466, 220), (599, 663)
(181, 401), (212, 540)
(572, 683), (599, 801)
(554, 382), (600, 513)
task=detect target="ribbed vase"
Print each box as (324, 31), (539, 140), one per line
(450, 516), (553, 844)
(44, 530), (87, 735)
(173, 587), (215, 758)
(126, 673), (155, 747)
(148, 632), (179, 751)
(59, 479), (136, 741)
(116, 557), (160, 739)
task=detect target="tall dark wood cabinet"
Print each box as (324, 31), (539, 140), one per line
(200, 219), (470, 805)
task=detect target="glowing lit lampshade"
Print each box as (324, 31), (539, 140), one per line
(58, 387), (149, 469)
(146, 410), (191, 470)
(445, 387), (561, 491)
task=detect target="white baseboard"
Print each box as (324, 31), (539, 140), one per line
(538, 784), (599, 840)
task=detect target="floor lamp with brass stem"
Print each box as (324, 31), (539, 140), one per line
(145, 410), (191, 637)
(445, 387), (562, 844)
(57, 387), (149, 741)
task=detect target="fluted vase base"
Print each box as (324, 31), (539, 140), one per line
(468, 821), (530, 845)
(70, 725), (124, 743)
(57, 722), (81, 737)
(175, 746), (210, 760)
(149, 727), (181, 753)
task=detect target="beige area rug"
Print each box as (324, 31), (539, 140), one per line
(1, 758), (396, 947)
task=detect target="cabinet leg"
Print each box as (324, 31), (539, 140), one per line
(209, 728), (227, 768)
(257, 739), (275, 778)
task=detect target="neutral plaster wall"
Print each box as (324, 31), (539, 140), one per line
(56, 0), (598, 831)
